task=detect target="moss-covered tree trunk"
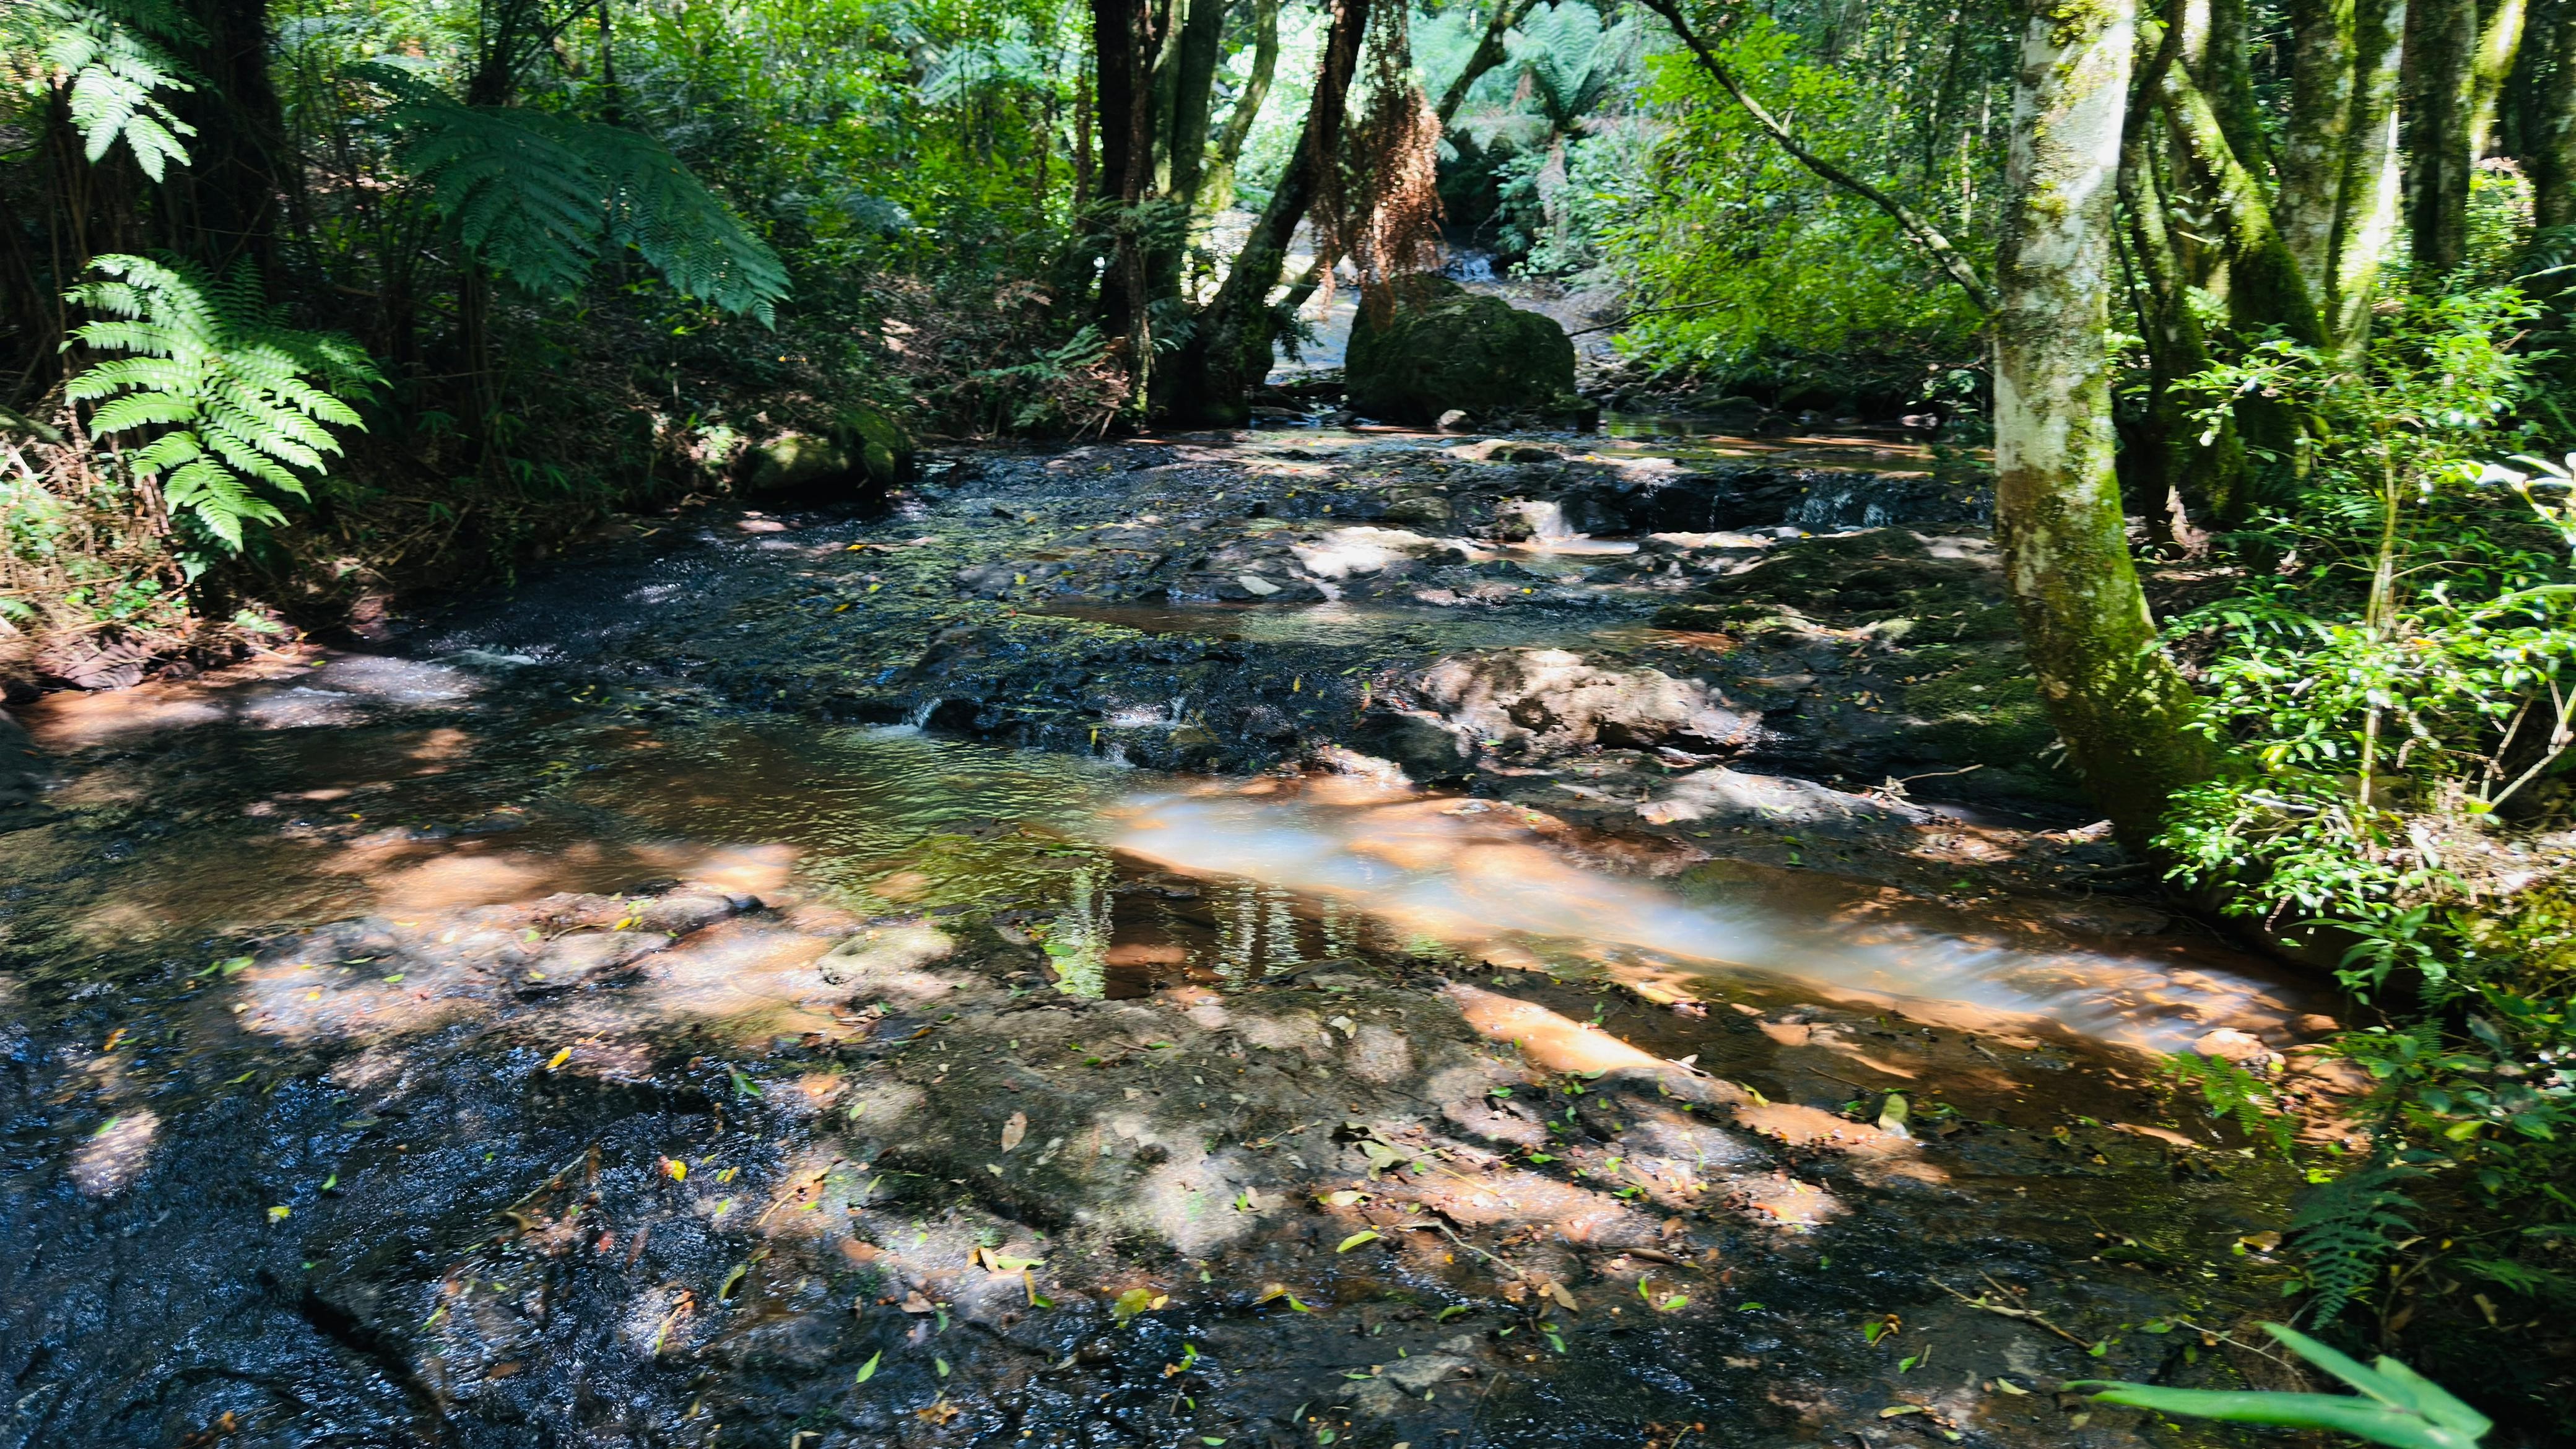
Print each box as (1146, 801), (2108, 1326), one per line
(1194, 0), (1281, 212)
(1998, 0), (2209, 851)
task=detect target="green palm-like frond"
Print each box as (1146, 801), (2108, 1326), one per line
(360, 63), (788, 323)
(13, 0), (201, 179)
(583, 123), (789, 325)
(1503, 1), (1636, 132)
(64, 254), (381, 552)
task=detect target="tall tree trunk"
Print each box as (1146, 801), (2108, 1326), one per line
(171, 0), (289, 279)
(2406, 0), (2480, 280)
(1158, 0), (1372, 424)
(2326, 0), (2406, 348)
(2530, 0), (2576, 232)
(2276, 0), (2359, 299)
(1091, 0), (1160, 391)
(1147, 0), (1229, 301)
(2122, 121), (2247, 524)
(2469, 0), (2528, 155)
(1197, 0), (1281, 212)
(1996, 0), (2208, 850)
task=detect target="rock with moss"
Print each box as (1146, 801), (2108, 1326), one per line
(740, 402), (916, 494)
(1344, 277), (1578, 427)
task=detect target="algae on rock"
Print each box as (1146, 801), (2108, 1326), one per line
(1344, 277), (1580, 426)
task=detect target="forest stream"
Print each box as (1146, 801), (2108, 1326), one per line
(0, 427), (2351, 1448)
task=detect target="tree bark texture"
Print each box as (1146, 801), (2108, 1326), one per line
(2405, 0), (2479, 279)
(2529, 0), (2576, 232)
(1197, 0), (1281, 212)
(1158, 0), (1370, 424)
(169, 0), (290, 278)
(1090, 0), (1161, 383)
(1997, 0), (2209, 850)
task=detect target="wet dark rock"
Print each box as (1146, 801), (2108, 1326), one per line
(1560, 465), (1990, 537)
(1346, 277), (1580, 427)
(0, 706), (36, 819)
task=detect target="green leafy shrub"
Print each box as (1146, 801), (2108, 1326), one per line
(2152, 289), (2576, 1425)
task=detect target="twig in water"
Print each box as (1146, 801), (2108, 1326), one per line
(1928, 1274), (2092, 1348)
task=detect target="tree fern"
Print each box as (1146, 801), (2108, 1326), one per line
(65, 255), (381, 551)
(12, 0), (200, 180)
(582, 123), (790, 323)
(1504, 2), (1637, 132)
(2291, 1162), (2426, 1323)
(362, 64), (788, 323)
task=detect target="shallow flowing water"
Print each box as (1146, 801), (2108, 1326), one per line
(0, 453), (2317, 1449)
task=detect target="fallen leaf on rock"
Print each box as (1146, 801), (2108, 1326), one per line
(1002, 1112), (1027, 1152)
(1337, 1230), (1381, 1253)
(902, 1292), (934, 1313)
(853, 1351), (881, 1383)
(1112, 1287), (1168, 1325)
(1541, 1281), (1578, 1313)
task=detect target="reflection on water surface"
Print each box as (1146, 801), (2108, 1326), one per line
(14, 671), (2313, 1055)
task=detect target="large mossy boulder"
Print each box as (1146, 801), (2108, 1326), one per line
(1344, 277), (1578, 427)
(741, 402), (916, 494)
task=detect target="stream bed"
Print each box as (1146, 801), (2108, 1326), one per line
(0, 429), (2338, 1449)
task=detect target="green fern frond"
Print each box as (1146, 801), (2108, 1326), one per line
(64, 254), (380, 552)
(583, 123), (790, 324)
(1503, 1), (1637, 131)
(361, 63), (788, 322)
(2291, 1162), (2426, 1323)
(15, 0), (202, 179)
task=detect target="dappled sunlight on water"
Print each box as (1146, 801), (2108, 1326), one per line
(12, 672), (2311, 1060)
(1103, 778), (2312, 1051)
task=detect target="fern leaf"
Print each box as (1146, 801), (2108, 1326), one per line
(359, 64), (787, 321)
(66, 253), (376, 551)
(27, 0), (201, 180)
(84, 391), (197, 433)
(2291, 1163), (2425, 1323)
(576, 120), (789, 323)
